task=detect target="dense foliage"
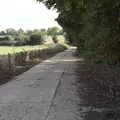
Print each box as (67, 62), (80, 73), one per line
(27, 33), (44, 45)
(52, 36), (58, 43)
(47, 27), (63, 36)
(37, 0), (120, 63)
(0, 27), (62, 46)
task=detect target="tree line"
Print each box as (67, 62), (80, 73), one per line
(37, 0), (120, 64)
(0, 27), (63, 46)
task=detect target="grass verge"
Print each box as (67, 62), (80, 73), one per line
(0, 44), (55, 55)
(0, 43), (68, 85)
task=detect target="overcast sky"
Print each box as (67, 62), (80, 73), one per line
(0, 0), (60, 30)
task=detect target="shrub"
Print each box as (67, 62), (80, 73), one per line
(0, 40), (16, 46)
(52, 36), (58, 44)
(55, 43), (69, 50)
(0, 36), (10, 41)
(26, 33), (44, 45)
(15, 36), (29, 46)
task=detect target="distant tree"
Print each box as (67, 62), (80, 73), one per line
(33, 29), (39, 34)
(40, 28), (47, 35)
(26, 33), (44, 45)
(15, 35), (29, 46)
(0, 31), (6, 35)
(6, 28), (17, 35)
(18, 28), (24, 35)
(47, 27), (62, 36)
(26, 30), (33, 35)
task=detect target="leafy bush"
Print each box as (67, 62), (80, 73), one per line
(15, 35), (29, 46)
(47, 27), (62, 36)
(38, 0), (120, 63)
(56, 43), (69, 50)
(26, 33), (44, 45)
(0, 36), (10, 41)
(0, 40), (16, 46)
(52, 36), (58, 44)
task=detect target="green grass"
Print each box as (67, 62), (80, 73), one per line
(0, 44), (55, 55)
(0, 36), (67, 55)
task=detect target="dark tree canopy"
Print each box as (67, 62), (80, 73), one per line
(37, 0), (120, 63)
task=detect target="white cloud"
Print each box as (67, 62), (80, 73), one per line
(0, 0), (60, 30)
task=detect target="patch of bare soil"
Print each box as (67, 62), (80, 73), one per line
(75, 56), (120, 119)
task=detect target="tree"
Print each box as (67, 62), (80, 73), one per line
(27, 33), (44, 45)
(37, 0), (120, 63)
(18, 28), (24, 35)
(26, 30), (33, 35)
(0, 31), (6, 35)
(6, 28), (18, 36)
(40, 28), (47, 35)
(47, 27), (62, 36)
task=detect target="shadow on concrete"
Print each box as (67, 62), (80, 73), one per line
(73, 56), (120, 120)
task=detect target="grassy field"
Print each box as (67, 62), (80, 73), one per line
(0, 44), (56, 55)
(0, 36), (66, 55)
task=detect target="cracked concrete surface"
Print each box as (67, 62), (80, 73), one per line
(0, 48), (115, 120)
(0, 49), (79, 120)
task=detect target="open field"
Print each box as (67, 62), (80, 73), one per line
(0, 44), (56, 55)
(0, 36), (66, 55)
